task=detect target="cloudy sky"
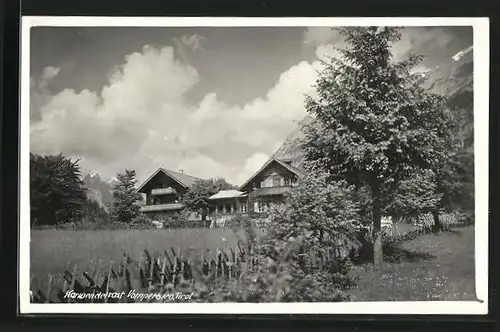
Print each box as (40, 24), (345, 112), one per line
(29, 25), (473, 185)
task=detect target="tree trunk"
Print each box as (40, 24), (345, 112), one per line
(432, 210), (441, 233)
(371, 181), (383, 267)
(201, 206), (211, 227)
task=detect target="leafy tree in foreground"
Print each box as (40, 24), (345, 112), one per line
(385, 169), (442, 225)
(431, 91), (474, 227)
(215, 172), (364, 302)
(182, 178), (236, 221)
(303, 27), (455, 266)
(111, 169), (142, 224)
(30, 153), (87, 227)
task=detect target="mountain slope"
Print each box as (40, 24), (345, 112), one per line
(83, 173), (114, 211)
(273, 47), (474, 170)
(273, 115), (314, 170)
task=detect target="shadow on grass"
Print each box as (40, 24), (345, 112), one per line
(382, 243), (436, 263)
(351, 242), (436, 265)
(444, 229), (463, 237)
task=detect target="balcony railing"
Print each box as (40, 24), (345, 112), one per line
(253, 186), (292, 197)
(210, 211), (249, 218)
(151, 187), (177, 195)
(140, 203), (184, 212)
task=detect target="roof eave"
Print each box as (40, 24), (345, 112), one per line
(136, 168), (163, 193)
(238, 158), (274, 191)
(161, 169), (191, 188)
(238, 157), (303, 191)
(136, 168), (189, 193)
(209, 194), (247, 200)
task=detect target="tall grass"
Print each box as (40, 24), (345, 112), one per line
(30, 228), (245, 292)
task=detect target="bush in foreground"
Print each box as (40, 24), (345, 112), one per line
(208, 173), (365, 302)
(31, 173), (364, 303)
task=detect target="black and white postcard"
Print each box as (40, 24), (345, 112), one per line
(20, 17), (489, 314)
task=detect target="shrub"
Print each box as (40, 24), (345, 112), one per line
(111, 169), (142, 224)
(207, 173), (364, 302)
(162, 210), (190, 228)
(30, 153), (87, 227)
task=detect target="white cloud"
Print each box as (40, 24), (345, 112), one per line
(40, 66), (60, 82)
(31, 67), (61, 121)
(181, 34), (206, 51)
(236, 153), (270, 185)
(452, 45), (473, 61)
(30, 43), (322, 186)
(304, 27), (458, 69)
(303, 27), (342, 45)
(315, 44), (342, 62)
(33, 28), (459, 186)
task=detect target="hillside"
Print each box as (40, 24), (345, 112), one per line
(273, 46), (474, 169)
(83, 173), (114, 211)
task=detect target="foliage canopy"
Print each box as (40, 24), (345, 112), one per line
(30, 153), (87, 226)
(303, 27), (456, 264)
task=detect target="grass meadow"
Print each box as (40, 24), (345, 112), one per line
(351, 226), (476, 301)
(29, 222), (476, 301)
(30, 227), (246, 292)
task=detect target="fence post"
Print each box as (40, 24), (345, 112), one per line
(149, 256), (155, 289)
(173, 253), (178, 288)
(228, 257), (232, 281)
(160, 256), (167, 290)
(105, 261), (113, 303)
(138, 254), (146, 289)
(92, 259), (102, 303)
(122, 254), (129, 299)
(29, 274), (35, 302)
(69, 264), (77, 304)
(46, 275), (53, 303)
(221, 250), (226, 279)
(235, 254), (240, 280)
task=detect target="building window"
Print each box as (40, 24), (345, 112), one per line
(284, 177), (291, 186)
(240, 203), (247, 213)
(262, 175), (286, 188)
(257, 201), (269, 213)
(261, 176), (272, 188)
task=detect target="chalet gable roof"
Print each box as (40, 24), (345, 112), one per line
(238, 157), (305, 191)
(137, 168), (204, 192)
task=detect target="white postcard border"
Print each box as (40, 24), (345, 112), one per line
(19, 16), (490, 315)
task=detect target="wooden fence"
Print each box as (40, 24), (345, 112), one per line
(30, 243), (252, 303)
(30, 242), (349, 303)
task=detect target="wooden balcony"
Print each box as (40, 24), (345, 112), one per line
(140, 203), (184, 212)
(210, 211), (249, 218)
(151, 187), (177, 196)
(252, 186), (292, 197)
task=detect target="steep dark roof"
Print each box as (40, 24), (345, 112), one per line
(137, 168), (204, 192)
(161, 168), (203, 188)
(274, 159), (305, 178)
(238, 157), (305, 191)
